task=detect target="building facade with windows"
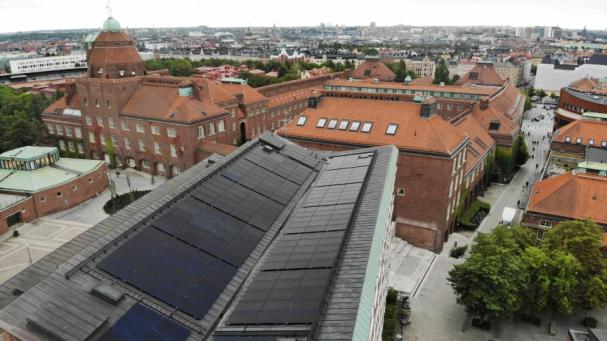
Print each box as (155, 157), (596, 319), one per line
(556, 77), (607, 128)
(9, 53), (87, 74)
(0, 146), (107, 234)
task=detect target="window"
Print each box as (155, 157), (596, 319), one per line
(95, 99), (99, 108)
(338, 120), (349, 130)
(218, 120), (225, 132)
(142, 160), (150, 169)
(151, 126), (160, 135)
(397, 188), (405, 196)
(173, 166), (181, 175)
(111, 135), (117, 145)
(139, 139), (146, 151)
(589, 139), (595, 145)
(68, 141), (75, 152)
(56, 191), (62, 198)
(361, 122), (373, 133)
(170, 144), (177, 157)
(564, 136), (571, 143)
(97, 117), (103, 127)
(89, 132), (95, 143)
(86, 116), (92, 125)
(77, 143), (84, 154)
(327, 119), (338, 129)
(436, 103), (442, 110)
(47, 123), (54, 134)
(121, 120), (129, 130)
(39, 196), (46, 203)
(75, 127), (82, 138)
(297, 116), (307, 126)
(124, 137), (131, 149)
(197, 126), (205, 139)
(539, 220), (552, 227)
(208, 123), (216, 135)
(386, 124), (398, 135)
(100, 135), (106, 145)
(108, 118), (115, 129)
(316, 118), (327, 128)
(88, 178), (93, 184)
(107, 100), (111, 109)
(154, 142), (161, 154)
(457, 104), (463, 111)
(157, 163), (165, 172)
(350, 121), (361, 131)
(56, 125), (63, 135)
(72, 184), (78, 192)
(136, 123), (144, 133)
(602, 141), (607, 147)
(447, 104), (453, 111)
(536, 229), (545, 243)
(167, 127), (177, 137)
(65, 127), (72, 137)
(575, 137), (582, 144)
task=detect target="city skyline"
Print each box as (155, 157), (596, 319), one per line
(1, 0), (606, 33)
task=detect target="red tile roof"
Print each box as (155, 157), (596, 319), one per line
(456, 63), (506, 87)
(349, 59), (396, 82)
(553, 119), (607, 145)
(568, 78), (607, 95)
(453, 115), (496, 174)
(470, 84), (523, 139)
(278, 97), (467, 155)
(88, 31), (143, 66)
(218, 83), (267, 105)
(325, 79), (497, 96)
(527, 172), (607, 225)
(199, 142), (237, 156)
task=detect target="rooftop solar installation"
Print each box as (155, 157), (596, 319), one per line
(99, 303), (190, 341)
(226, 152), (374, 327)
(98, 228), (237, 319)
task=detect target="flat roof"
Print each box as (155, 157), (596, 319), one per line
(0, 146), (58, 162)
(0, 133), (398, 341)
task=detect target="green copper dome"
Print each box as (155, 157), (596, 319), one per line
(102, 17), (121, 32)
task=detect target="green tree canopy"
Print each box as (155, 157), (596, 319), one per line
(168, 58), (193, 76)
(433, 59), (451, 85)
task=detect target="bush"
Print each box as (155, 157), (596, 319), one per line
(581, 317), (597, 328)
(457, 200), (491, 231)
(450, 245), (468, 258)
(382, 288), (399, 341)
(103, 190), (150, 214)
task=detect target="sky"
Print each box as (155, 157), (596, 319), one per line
(1, 0), (606, 33)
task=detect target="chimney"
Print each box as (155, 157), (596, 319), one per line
(480, 97), (490, 110)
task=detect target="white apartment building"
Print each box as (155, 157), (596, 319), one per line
(9, 54), (87, 74)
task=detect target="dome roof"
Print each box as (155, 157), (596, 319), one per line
(102, 17), (121, 32)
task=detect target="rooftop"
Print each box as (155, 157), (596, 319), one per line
(0, 146), (58, 162)
(552, 119), (607, 146)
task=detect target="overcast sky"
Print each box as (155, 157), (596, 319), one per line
(1, 0), (606, 33)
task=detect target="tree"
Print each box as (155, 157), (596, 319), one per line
(537, 89), (547, 99)
(542, 220), (607, 310)
(433, 59), (451, 85)
(168, 58), (193, 76)
(513, 134), (529, 166)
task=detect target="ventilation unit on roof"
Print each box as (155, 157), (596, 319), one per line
(91, 283), (125, 305)
(263, 145), (274, 153)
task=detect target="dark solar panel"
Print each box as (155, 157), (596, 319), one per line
(261, 231), (345, 271)
(152, 197), (264, 267)
(283, 204), (355, 234)
(315, 166), (368, 187)
(303, 183), (363, 207)
(326, 153), (373, 170)
(97, 228), (237, 319)
(243, 146), (313, 185)
(227, 269), (332, 325)
(259, 134), (286, 150)
(99, 303), (190, 341)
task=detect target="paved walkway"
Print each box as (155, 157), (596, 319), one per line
(0, 218), (91, 285)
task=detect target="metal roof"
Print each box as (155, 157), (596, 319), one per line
(0, 146), (58, 161)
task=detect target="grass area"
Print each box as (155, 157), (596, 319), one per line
(457, 200), (491, 231)
(103, 190), (151, 214)
(382, 288), (399, 341)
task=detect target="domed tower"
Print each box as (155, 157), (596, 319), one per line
(87, 17), (145, 79)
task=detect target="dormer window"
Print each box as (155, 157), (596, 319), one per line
(338, 120), (349, 130)
(575, 137), (582, 144)
(386, 124), (398, 135)
(317, 118), (327, 128)
(565, 136), (571, 143)
(602, 141), (607, 147)
(589, 139), (594, 145)
(297, 116), (307, 126)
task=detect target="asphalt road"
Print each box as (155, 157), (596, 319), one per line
(474, 103), (554, 236)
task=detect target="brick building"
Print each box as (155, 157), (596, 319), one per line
(42, 17), (338, 177)
(0, 146), (107, 234)
(556, 78), (607, 128)
(551, 118), (607, 159)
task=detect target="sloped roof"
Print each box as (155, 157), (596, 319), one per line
(470, 84), (523, 139)
(218, 82), (267, 105)
(588, 53), (607, 66)
(349, 59), (396, 81)
(569, 77), (607, 95)
(527, 172), (607, 225)
(452, 115), (496, 174)
(553, 119), (607, 145)
(279, 97), (467, 155)
(456, 62), (506, 86)
(88, 31), (143, 66)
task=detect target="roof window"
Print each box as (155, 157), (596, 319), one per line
(386, 124), (398, 135)
(327, 119), (338, 129)
(338, 120), (349, 130)
(350, 121), (361, 131)
(317, 118), (327, 128)
(565, 136), (571, 143)
(297, 116), (307, 126)
(361, 122), (373, 133)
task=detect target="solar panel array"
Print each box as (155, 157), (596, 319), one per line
(99, 304), (190, 341)
(227, 152), (374, 326)
(98, 144), (316, 320)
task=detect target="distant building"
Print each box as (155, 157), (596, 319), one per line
(9, 54), (87, 74)
(494, 60), (523, 86)
(349, 56), (396, 81)
(0, 133), (398, 341)
(535, 53), (607, 93)
(556, 77), (607, 127)
(269, 47), (305, 63)
(404, 57), (435, 78)
(0, 146), (107, 234)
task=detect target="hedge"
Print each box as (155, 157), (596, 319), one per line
(103, 190), (150, 214)
(382, 288), (399, 341)
(458, 200), (490, 231)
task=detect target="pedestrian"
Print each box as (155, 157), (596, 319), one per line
(116, 171), (120, 178)
(525, 181), (529, 187)
(536, 163), (539, 169)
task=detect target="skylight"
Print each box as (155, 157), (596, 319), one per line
(338, 120), (349, 130)
(327, 119), (338, 129)
(350, 121), (361, 131)
(297, 116), (307, 126)
(386, 124), (398, 135)
(317, 118), (327, 128)
(361, 122), (373, 133)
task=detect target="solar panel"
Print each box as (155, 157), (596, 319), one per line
(97, 228), (237, 319)
(326, 153), (374, 170)
(152, 197), (264, 267)
(261, 231), (345, 271)
(99, 303), (190, 341)
(303, 183), (363, 207)
(243, 146), (313, 185)
(283, 204), (355, 234)
(315, 166), (368, 187)
(227, 269), (332, 325)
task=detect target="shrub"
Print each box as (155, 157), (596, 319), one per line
(103, 190), (150, 214)
(450, 245), (468, 258)
(382, 288), (399, 341)
(582, 317), (597, 328)
(457, 200), (491, 231)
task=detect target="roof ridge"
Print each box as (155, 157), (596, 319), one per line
(429, 116), (457, 154)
